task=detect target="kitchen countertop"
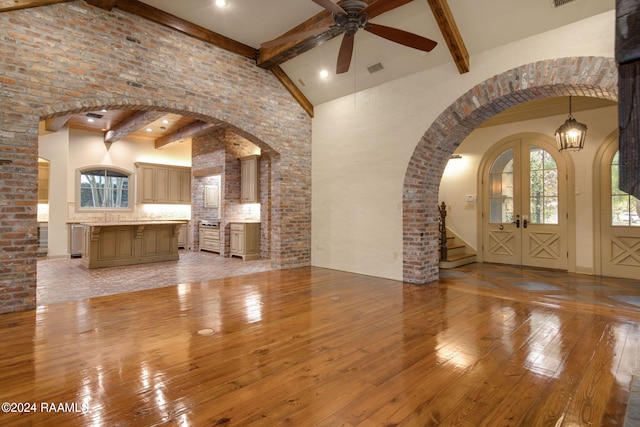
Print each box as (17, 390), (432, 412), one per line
(79, 220), (188, 227)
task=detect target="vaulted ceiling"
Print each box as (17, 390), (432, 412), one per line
(6, 0), (615, 145)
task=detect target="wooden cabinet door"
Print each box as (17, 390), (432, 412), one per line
(154, 167), (169, 202)
(137, 163), (191, 204)
(167, 168), (181, 203)
(230, 230), (243, 254)
(240, 156), (259, 203)
(180, 169), (191, 203)
(140, 166), (156, 203)
(142, 225), (173, 256)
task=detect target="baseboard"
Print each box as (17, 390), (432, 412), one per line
(575, 265), (594, 275)
(44, 254), (71, 260)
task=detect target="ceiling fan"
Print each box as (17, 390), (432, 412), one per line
(261, 0), (437, 74)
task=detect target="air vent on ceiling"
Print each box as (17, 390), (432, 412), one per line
(86, 112), (104, 119)
(552, 0), (578, 8)
(367, 62), (385, 74)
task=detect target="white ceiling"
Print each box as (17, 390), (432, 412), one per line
(139, 0), (614, 106)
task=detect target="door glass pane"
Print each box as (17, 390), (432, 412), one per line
(489, 149), (514, 223)
(611, 151), (640, 226)
(529, 147), (558, 224)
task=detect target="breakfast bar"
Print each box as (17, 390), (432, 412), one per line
(80, 221), (186, 269)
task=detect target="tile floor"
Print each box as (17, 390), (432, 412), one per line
(37, 250), (273, 305)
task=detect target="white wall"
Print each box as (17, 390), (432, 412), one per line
(39, 127), (70, 258)
(439, 105), (618, 274)
(311, 11), (615, 280)
(38, 128), (192, 258)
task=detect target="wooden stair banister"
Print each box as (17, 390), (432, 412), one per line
(438, 201), (477, 269)
(438, 201), (448, 261)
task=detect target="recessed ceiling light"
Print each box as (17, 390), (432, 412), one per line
(319, 69), (329, 79)
(215, 0), (228, 7)
(87, 118), (95, 123)
(162, 119), (169, 124)
(146, 128), (152, 132)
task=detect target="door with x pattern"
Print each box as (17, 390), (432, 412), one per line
(481, 136), (568, 270)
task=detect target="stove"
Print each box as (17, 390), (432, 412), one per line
(199, 219), (221, 229)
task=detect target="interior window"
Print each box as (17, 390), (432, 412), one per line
(489, 148), (514, 223)
(529, 146), (558, 224)
(80, 168), (130, 209)
(611, 151), (640, 227)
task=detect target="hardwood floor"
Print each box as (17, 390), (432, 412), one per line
(1, 263), (640, 426)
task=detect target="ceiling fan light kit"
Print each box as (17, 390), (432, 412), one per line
(265, 0), (437, 75)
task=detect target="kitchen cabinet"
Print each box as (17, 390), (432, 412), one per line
(199, 222), (220, 253)
(177, 222), (189, 249)
(80, 221), (184, 268)
(204, 184), (220, 208)
(136, 162), (191, 204)
(240, 155), (259, 203)
(230, 222), (260, 260)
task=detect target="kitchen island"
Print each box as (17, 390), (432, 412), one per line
(80, 221), (187, 269)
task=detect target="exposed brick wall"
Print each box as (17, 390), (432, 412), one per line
(0, 2), (311, 313)
(192, 129), (225, 250)
(258, 156), (271, 258)
(403, 56), (619, 284)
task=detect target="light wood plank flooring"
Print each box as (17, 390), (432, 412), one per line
(2, 263), (640, 425)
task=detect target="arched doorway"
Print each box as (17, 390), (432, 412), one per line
(477, 134), (572, 270)
(594, 131), (640, 279)
(402, 56), (618, 284)
(37, 100), (282, 293)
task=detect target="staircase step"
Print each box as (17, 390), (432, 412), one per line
(439, 253), (476, 269)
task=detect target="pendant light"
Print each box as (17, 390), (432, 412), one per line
(555, 96), (587, 151)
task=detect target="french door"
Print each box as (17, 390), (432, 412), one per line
(598, 141), (640, 278)
(481, 136), (568, 270)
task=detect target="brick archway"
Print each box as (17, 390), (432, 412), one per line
(402, 56), (618, 284)
(39, 98), (279, 156)
(39, 97), (282, 264)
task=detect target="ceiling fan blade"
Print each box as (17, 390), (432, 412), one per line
(361, 0), (412, 19)
(336, 33), (355, 74)
(312, 0), (346, 15)
(261, 23), (332, 48)
(365, 23), (437, 52)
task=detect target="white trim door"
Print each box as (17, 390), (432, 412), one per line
(481, 136), (568, 270)
(597, 139), (640, 278)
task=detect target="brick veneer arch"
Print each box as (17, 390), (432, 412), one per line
(0, 3), (311, 313)
(402, 56), (618, 284)
(39, 98), (281, 156)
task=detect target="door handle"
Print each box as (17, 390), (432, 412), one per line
(513, 219), (520, 228)
(523, 218), (528, 228)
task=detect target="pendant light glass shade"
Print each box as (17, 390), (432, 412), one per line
(555, 96), (587, 151)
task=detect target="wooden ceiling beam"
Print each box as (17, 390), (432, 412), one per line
(155, 121), (219, 149)
(104, 110), (166, 144)
(2, 0), (313, 116)
(257, 0), (405, 70)
(44, 114), (72, 132)
(271, 66), (314, 118)
(114, 0), (257, 60)
(426, 0), (469, 74)
(84, 0), (118, 11)
(0, 0), (72, 12)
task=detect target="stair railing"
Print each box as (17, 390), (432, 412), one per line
(438, 201), (448, 261)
